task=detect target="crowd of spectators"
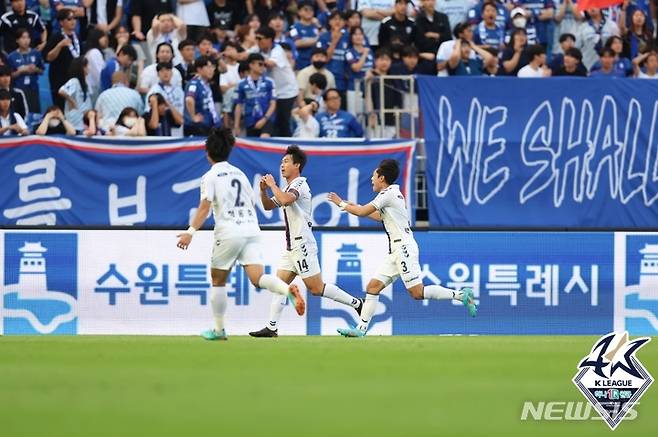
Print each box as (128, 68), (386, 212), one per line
(0, 0), (656, 139)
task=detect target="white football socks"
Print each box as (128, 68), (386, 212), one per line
(356, 293), (379, 332)
(322, 283), (361, 308)
(268, 294), (287, 330)
(210, 286), (227, 332)
(258, 274), (290, 296)
(423, 285), (462, 301)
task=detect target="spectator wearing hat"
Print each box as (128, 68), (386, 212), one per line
(316, 10), (350, 107)
(1, 0), (48, 52)
(44, 8), (81, 109)
(508, 7), (538, 45)
(99, 44), (137, 91)
(474, 1), (506, 51)
(501, 28), (530, 75)
(256, 25), (297, 137)
(436, 22), (474, 77)
(552, 0), (583, 58)
(316, 88), (364, 138)
(297, 47), (336, 106)
(514, 0), (554, 50)
(146, 61), (184, 136)
(378, 0), (416, 53)
(552, 47), (586, 76)
(291, 2), (321, 70)
(147, 13), (187, 65)
(234, 52), (276, 137)
(517, 43), (551, 77)
(0, 65), (29, 119)
(0, 88), (27, 135)
(206, 0), (245, 33)
(414, 0), (451, 75)
(95, 70), (144, 130)
(145, 93), (183, 136)
(184, 55), (221, 136)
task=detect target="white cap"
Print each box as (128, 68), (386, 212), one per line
(511, 7), (526, 17)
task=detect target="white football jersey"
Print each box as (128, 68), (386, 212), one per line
(200, 161), (260, 239)
(369, 184), (414, 252)
(277, 176), (315, 250)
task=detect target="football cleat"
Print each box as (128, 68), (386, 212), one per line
(288, 284), (306, 316)
(249, 327), (279, 338)
(201, 328), (228, 341)
(461, 287), (478, 318)
(337, 326), (366, 338)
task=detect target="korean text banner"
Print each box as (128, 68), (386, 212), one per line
(0, 136), (415, 227)
(418, 77), (658, 227)
(5, 229), (653, 336)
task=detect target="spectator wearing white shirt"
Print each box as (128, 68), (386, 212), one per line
(257, 26), (298, 137)
(292, 99), (320, 138)
(89, 0), (123, 34)
(58, 57), (92, 132)
(146, 62), (185, 136)
(176, 0), (210, 43)
(577, 8), (620, 70)
(95, 71), (144, 130)
(518, 44), (552, 77)
(0, 88), (28, 136)
(296, 48), (336, 107)
(358, 0), (396, 49)
(436, 22), (475, 76)
(84, 28), (109, 102)
(138, 42), (183, 94)
(634, 51), (658, 78)
(147, 13), (187, 65)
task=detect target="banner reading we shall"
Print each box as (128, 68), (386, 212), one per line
(418, 76), (658, 228)
(0, 136), (414, 227)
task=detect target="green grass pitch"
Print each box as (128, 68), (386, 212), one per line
(1, 336), (656, 437)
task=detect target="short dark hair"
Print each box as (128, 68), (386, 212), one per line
(285, 145), (307, 173)
(0, 88), (11, 101)
(156, 61), (173, 71)
(196, 32), (214, 45)
(256, 26), (275, 40)
(453, 22), (470, 39)
(564, 47), (582, 62)
(525, 44), (545, 59)
(559, 33), (576, 44)
(328, 10), (344, 21)
(482, 1), (497, 12)
(401, 46), (419, 58)
(599, 48), (615, 58)
(311, 47), (327, 57)
(118, 44), (137, 60)
(238, 61), (250, 74)
(56, 8), (74, 21)
(247, 52), (265, 64)
(309, 72), (327, 90)
(375, 48), (392, 59)
(206, 128), (235, 162)
(0, 65), (11, 76)
(178, 39), (195, 50)
(323, 87), (340, 101)
(376, 159), (400, 185)
(194, 55), (214, 70)
(14, 27), (30, 40)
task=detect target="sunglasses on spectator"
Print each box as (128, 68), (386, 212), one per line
(65, 16), (76, 21)
(255, 62), (264, 66)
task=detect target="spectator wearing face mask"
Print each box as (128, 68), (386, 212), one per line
(508, 7), (538, 45)
(296, 48), (335, 107)
(514, 0), (555, 50)
(35, 106), (76, 135)
(109, 106), (146, 136)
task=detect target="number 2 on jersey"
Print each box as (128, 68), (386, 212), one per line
(231, 179), (245, 207)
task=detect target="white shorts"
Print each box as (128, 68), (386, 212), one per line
(211, 236), (263, 270)
(374, 241), (422, 288)
(277, 242), (321, 279)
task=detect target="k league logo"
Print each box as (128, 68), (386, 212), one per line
(573, 332), (653, 430)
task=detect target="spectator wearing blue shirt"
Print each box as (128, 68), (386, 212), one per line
(467, 0), (510, 30)
(618, 0), (654, 34)
(184, 55), (221, 136)
(7, 27), (43, 113)
(589, 48), (626, 78)
(316, 88), (364, 138)
(345, 26), (373, 115)
(474, 1), (507, 50)
(508, 7), (539, 45)
(448, 38), (496, 76)
(290, 2), (320, 70)
(234, 53), (276, 137)
(620, 8), (653, 60)
(316, 10), (350, 106)
(590, 35), (632, 76)
(99, 44), (136, 91)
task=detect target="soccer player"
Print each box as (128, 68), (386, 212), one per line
(249, 145), (363, 337)
(176, 128), (306, 341)
(328, 159), (477, 337)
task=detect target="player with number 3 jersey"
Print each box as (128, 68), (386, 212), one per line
(328, 159), (478, 337)
(176, 129), (306, 341)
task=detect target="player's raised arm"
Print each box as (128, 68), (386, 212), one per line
(259, 176), (279, 210)
(264, 174), (298, 206)
(328, 192), (377, 218)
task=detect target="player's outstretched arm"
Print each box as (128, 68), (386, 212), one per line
(176, 199), (211, 250)
(328, 192), (377, 217)
(264, 174), (297, 206)
(259, 176), (278, 210)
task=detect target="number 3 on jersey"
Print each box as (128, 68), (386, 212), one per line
(231, 178), (245, 207)
(297, 258), (309, 273)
